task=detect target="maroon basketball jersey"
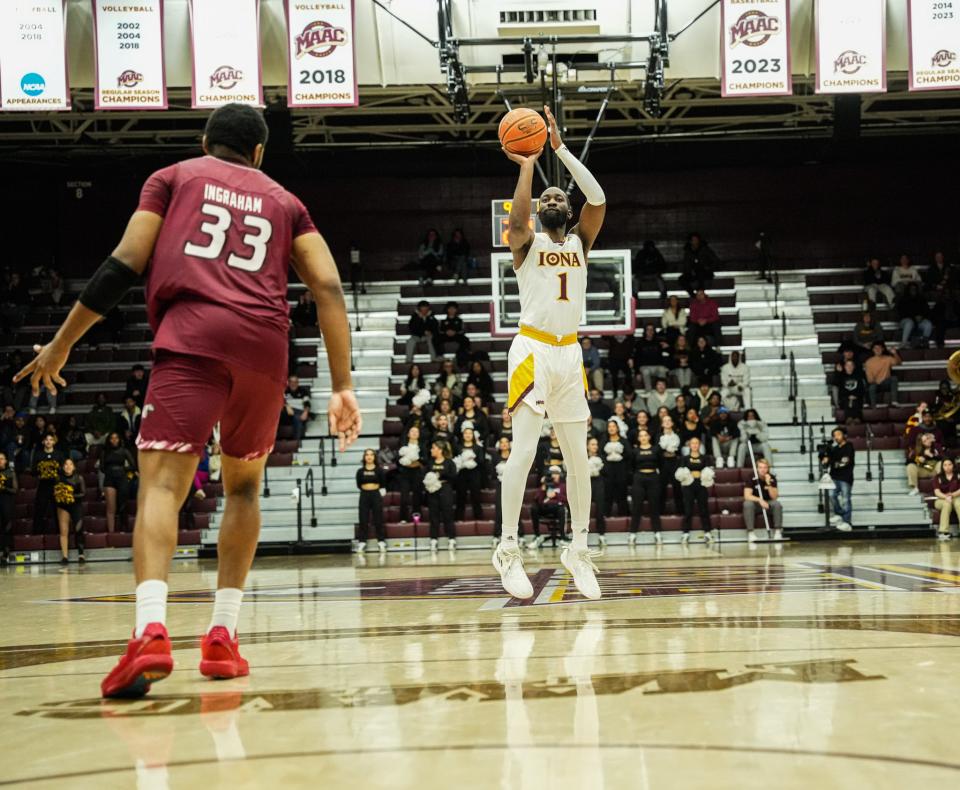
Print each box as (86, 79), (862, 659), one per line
(137, 156), (317, 383)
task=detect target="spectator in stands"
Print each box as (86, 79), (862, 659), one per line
(699, 391), (723, 430)
(431, 413), (453, 447)
(191, 447), (211, 500)
(737, 409), (773, 466)
(536, 425), (565, 477)
(446, 228), (472, 285)
(931, 275), (960, 348)
(830, 349), (863, 408)
(0, 451), (17, 565)
(583, 436), (606, 538)
(924, 251), (954, 296)
(26, 414), (49, 451)
(208, 440), (222, 482)
(629, 427), (661, 544)
(906, 409), (944, 449)
(932, 380), (958, 445)
(587, 387), (612, 435)
(836, 359), (866, 424)
(1, 352), (30, 411)
(355, 449), (387, 554)
(84, 393), (115, 447)
(31, 433), (62, 536)
(581, 338), (604, 393)
(123, 364), (150, 408)
(605, 334), (635, 397)
(99, 432), (136, 534)
(690, 336), (724, 385)
(680, 407), (708, 453)
(862, 257), (895, 307)
(634, 324), (672, 392)
(679, 233), (718, 295)
(671, 393), (690, 424)
(645, 378), (672, 415)
(433, 357), (462, 397)
(54, 457), (86, 565)
(864, 342), (901, 407)
(896, 283), (934, 348)
(720, 350), (752, 411)
(12, 417), (29, 474)
(905, 431), (943, 495)
(424, 440), (457, 551)
(291, 290), (317, 329)
(742, 458), (782, 542)
(119, 396), (142, 448)
(891, 253), (922, 294)
(438, 301), (471, 368)
(456, 395), (489, 440)
(463, 382), (489, 413)
(672, 349), (692, 389)
(418, 229), (445, 286)
(398, 363), (427, 407)
(0, 272), (30, 331)
(821, 427), (855, 532)
(688, 289), (721, 346)
(405, 300), (441, 363)
(602, 420), (630, 517)
(675, 435), (715, 543)
(934, 458), (960, 540)
(281, 375), (311, 442)
(710, 407), (740, 469)
(0, 406), (15, 461)
(491, 436), (512, 543)
(529, 466), (567, 548)
(848, 311), (885, 361)
(466, 361), (494, 403)
(661, 294), (688, 343)
(632, 240), (667, 300)
(453, 425), (484, 521)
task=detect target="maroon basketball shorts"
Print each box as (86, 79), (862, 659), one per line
(137, 351), (284, 461)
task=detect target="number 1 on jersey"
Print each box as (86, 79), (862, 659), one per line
(557, 271), (570, 302)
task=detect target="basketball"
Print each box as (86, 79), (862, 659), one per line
(498, 108), (547, 156)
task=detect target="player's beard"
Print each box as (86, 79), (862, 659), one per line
(539, 208), (567, 230)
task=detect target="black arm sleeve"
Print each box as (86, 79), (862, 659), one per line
(78, 257), (142, 316)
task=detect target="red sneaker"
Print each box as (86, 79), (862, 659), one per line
(100, 623), (174, 699)
(200, 626), (250, 679)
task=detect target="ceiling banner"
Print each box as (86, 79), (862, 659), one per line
(908, 0), (960, 91)
(285, 0), (359, 108)
(0, 1), (70, 111)
(93, 0), (167, 110)
(815, 0), (887, 94)
(720, 0), (792, 98)
(189, 0), (263, 109)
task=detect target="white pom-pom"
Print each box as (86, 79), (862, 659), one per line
(496, 460), (507, 481)
(412, 389), (431, 409)
(398, 444), (418, 466)
(701, 467), (715, 488)
(675, 466), (694, 486)
(423, 471), (441, 493)
(587, 455), (604, 477)
(659, 433), (680, 453)
(604, 441), (624, 462)
(462, 448), (477, 470)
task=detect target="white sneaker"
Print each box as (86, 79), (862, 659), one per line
(627, 533), (637, 545)
(448, 539), (457, 551)
(681, 533), (690, 544)
(836, 521), (853, 532)
(654, 532), (663, 544)
(377, 540), (387, 553)
(747, 531), (757, 543)
(492, 543), (534, 599)
(354, 541), (366, 553)
(938, 532), (952, 542)
(703, 531), (714, 543)
(491, 537), (499, 549)
(773, 529), (783, 541)
(598, 535), (607, 547)
(560, 547), (602, 600)
(829, 515), (842, 525)
(430, 538), (439, 551)
(716, 456), (725, 468)
(907, 487), (919, 496)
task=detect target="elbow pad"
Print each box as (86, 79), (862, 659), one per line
(78, 256), (141, 315)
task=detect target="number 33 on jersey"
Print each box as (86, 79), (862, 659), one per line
(516, 232), (586, 338)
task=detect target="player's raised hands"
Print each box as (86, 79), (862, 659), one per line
(328, 389), (362, 452)
(13, 342), (68, 398)
(544, 105), (563, 150)
(502, 145), (543, 167)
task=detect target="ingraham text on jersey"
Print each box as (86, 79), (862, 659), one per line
(536, 250), (583, 268)
(202, 183), (264, 214)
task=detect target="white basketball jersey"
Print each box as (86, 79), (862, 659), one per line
(515, 232), (587, 337)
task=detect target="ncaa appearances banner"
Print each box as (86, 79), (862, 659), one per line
(0, 2), (70, 111)
(909, 0), (960, 91)
(285, 1), (358, 108)
(93, 1), (167, 110)
(189, 0), (263, 108)
(815, 0), (886, 94)
(721, 0), (792, 97)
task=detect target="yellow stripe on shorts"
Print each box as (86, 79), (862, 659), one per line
(508, 353), (535, 413)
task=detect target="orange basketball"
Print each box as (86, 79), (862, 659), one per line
(498, 108), (547, 156)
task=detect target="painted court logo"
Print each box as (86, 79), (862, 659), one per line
(834, 50), (867, 75)
(931, 49), (956, 68)
(729, 11), (780, 48)
(295, 20), (348, 58)
(117, 70), (143, 88)
(209, 66), (243, 90)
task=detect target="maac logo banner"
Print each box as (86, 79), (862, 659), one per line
(909, 0), (960, 91)
(93, 1), (167, 110)
(286, 0), (358, 108)
(720, 0), (791, 97)
(815, 0), (886, 94)
(0, 2), (70, 111)
(189, 0), (263, 108)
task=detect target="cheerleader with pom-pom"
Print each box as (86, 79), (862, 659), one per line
(397, 424), (427, 522)
(675, 436), (715, 543)
(586, 437), (606, 536)
(657, 414), (684, 515)
(492, 437), (511, 543)
(454, 425), (484, 520)
(423, 440), (458, 550)
(602, 419), (631, 517)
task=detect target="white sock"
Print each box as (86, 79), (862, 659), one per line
(208, 588), (243, 636)
(554, 420), (591, 551)
(499, 405), (543, 545)
(134, 580), (168, 638)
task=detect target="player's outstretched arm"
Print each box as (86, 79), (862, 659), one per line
(503, 145), (542, 269)
(13, 211), (163, 398)
(291, 232), (361, 451)
(543, 105), (606, 254)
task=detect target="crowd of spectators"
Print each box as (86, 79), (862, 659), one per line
(414, 228), (477, 287)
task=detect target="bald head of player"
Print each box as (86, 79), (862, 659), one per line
(201, 102), (269, 169)
(537, 187), (573, 231)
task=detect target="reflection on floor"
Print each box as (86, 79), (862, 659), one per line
(3, 540), (960, 788)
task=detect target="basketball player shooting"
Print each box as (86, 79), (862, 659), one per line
(13, 103), (361, 698)
(492, 106), (606, 600)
